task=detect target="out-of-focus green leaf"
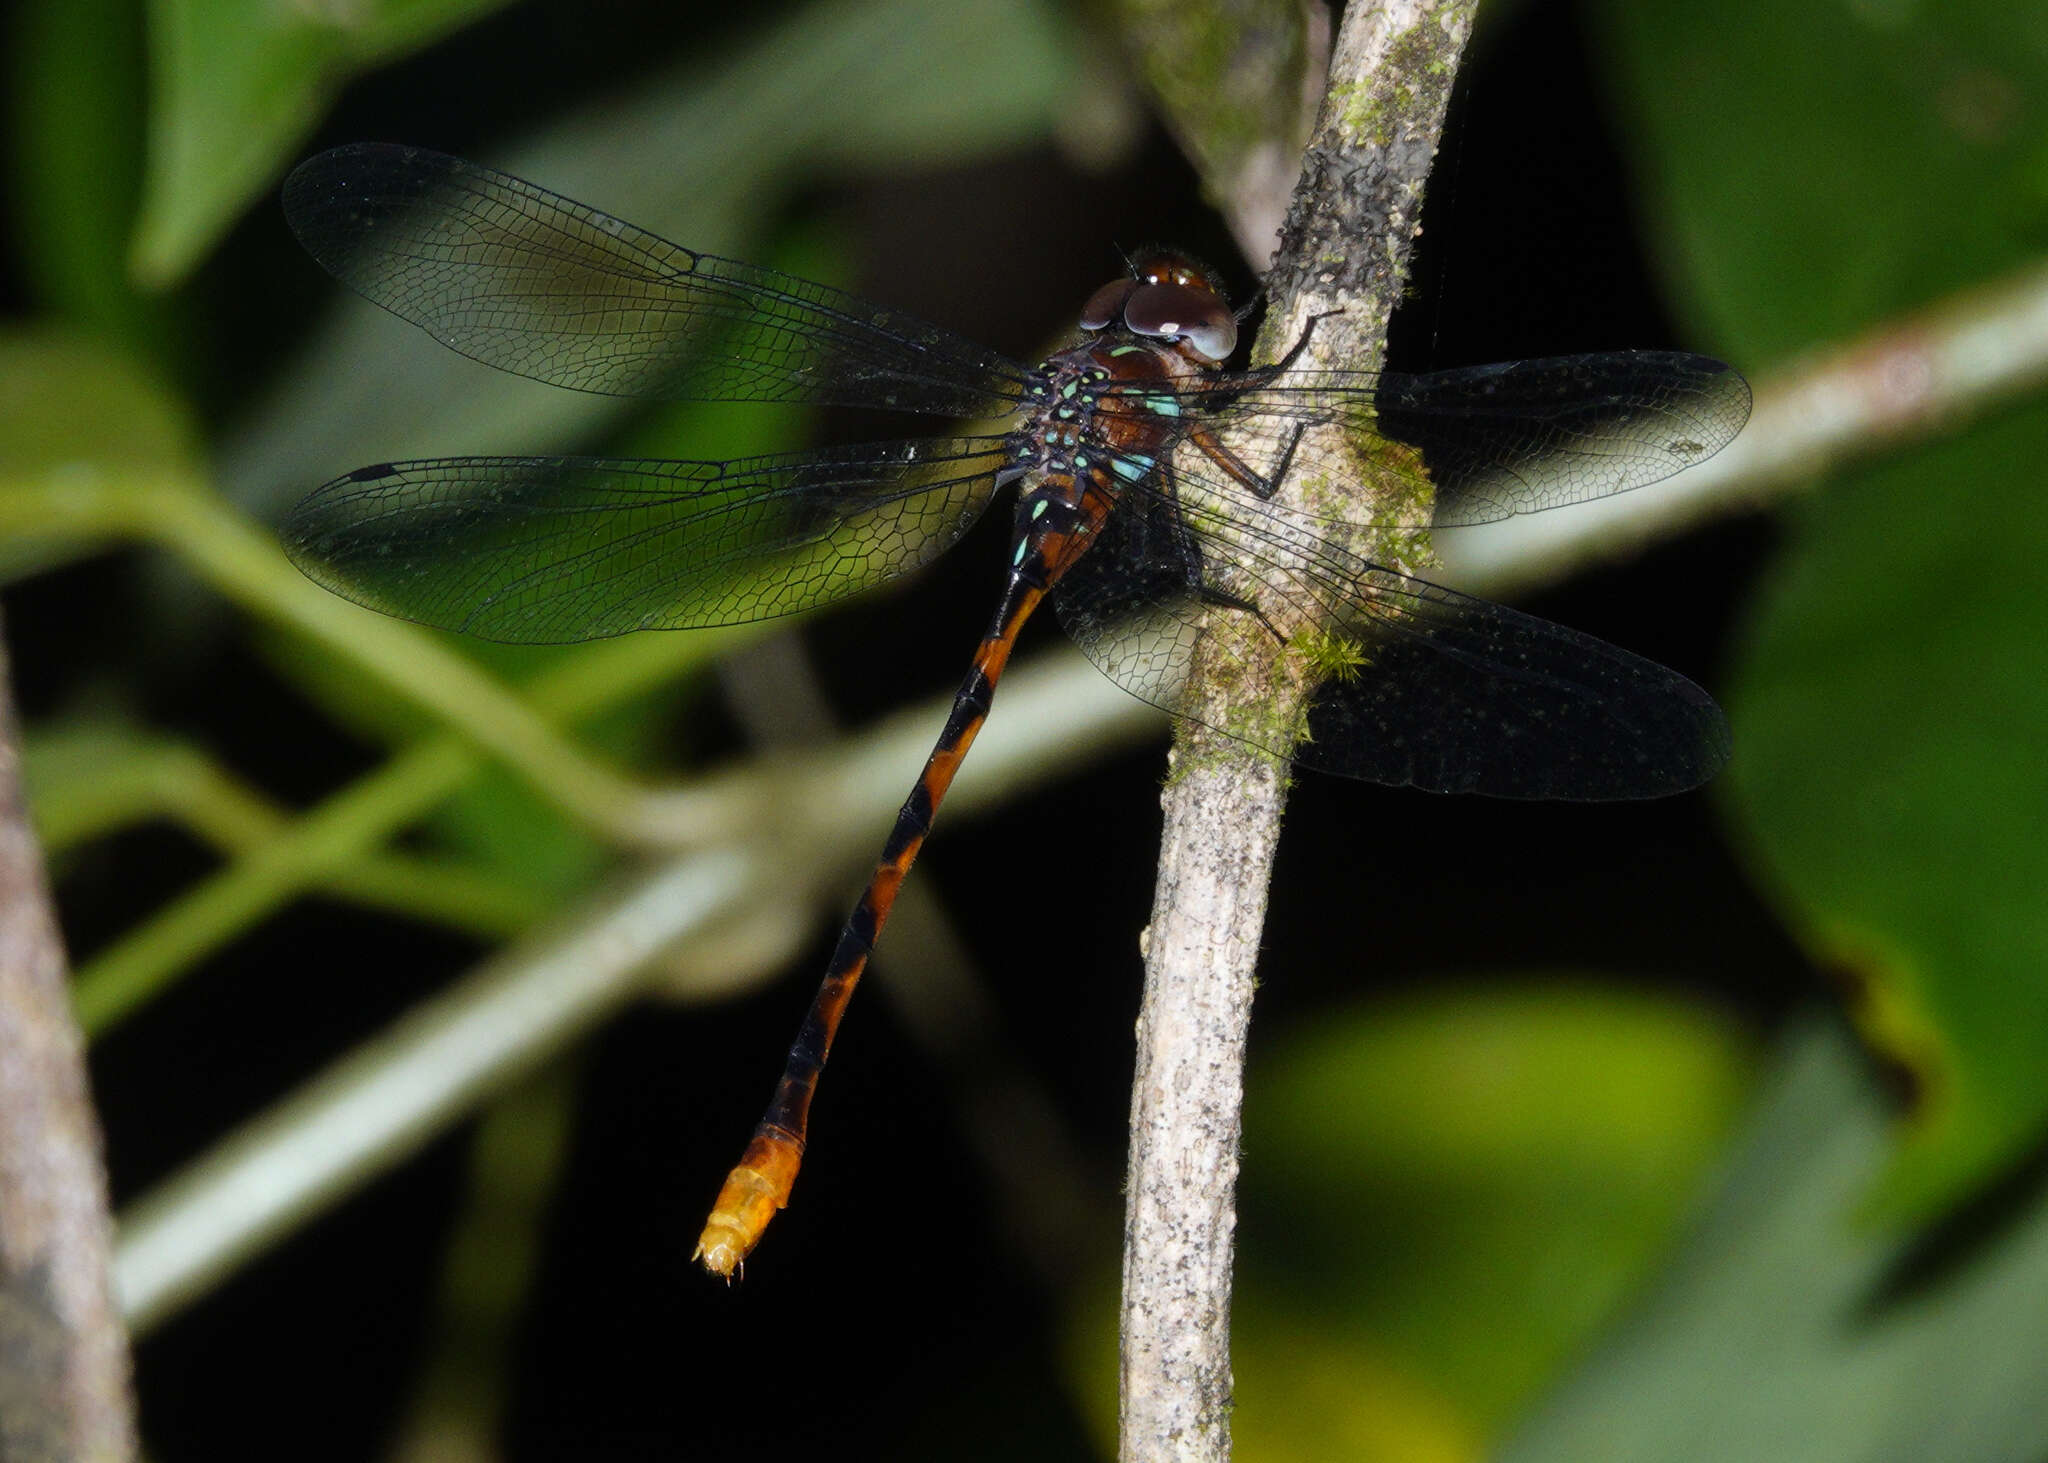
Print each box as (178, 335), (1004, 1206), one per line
(0, 329), (203, 573)
(1063, 983), (1752, 1458)
(4, 0), (170, 350)
(421, 760), (605, 903)
(1593, 0), (2048, 1219)
(1500, 1017), (2048, 1463)
(1590, 1), (2048, 367)
(0, 329), (199, 479)
(1228, 1309), (1478, 1463)
(224, 0), (1082, 522)
(1726, 406), (2048, 1221)
(1240, 985), (1750, 1434)
(132, 0), (508, 286)
(1064, 1274), (1478, 1463)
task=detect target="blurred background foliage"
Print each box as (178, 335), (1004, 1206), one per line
(3, 0), (2047, 1458)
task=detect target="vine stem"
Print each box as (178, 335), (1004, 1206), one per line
(1116, 3), (1478, 1459)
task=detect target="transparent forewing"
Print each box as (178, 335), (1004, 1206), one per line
(1052, 482), (1206, 710)
(282, 439), (1008, 643)
(1116, 351), (1750, 529)
(1054, 468), (1729, 799)
(282, 144), (1035, 416)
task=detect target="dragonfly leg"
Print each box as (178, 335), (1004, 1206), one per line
(1269, 308), (1342, 372)
(1155, 458), (1286, 642)
(1256, 421), (1305, 499)
(1186, 420), (1306, 502)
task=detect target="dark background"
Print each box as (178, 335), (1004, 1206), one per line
(3, 0), (1809, 1457)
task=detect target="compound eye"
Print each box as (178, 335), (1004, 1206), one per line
(1079, 279), (1137, 331)
(1123, 282), (1238, 363)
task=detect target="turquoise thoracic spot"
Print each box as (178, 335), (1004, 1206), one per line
(1108, 345), (1143, 357)
(1112, 455), (1153, 482)
(1031, 499), (1048, 519)
(1060, 380), (1079, 398)
(1142, 393), (1182, 417)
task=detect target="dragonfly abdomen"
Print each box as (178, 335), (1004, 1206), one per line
(695, 570), (1048, 1277)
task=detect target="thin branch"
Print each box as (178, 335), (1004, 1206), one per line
(1107, 0), (1330, 265)
(1441, 256), (2048, 597)
(0, 475), (693, 845)
(0, 614), (138, 1462)
(69, 624), (730, 1035)
(29, 730), (539, 937)
(111, 648), (1160, 1332)
(114, 850), (754, 1334)
(1118, 4), (1477, 1461)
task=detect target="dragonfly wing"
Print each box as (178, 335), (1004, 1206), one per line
(1150, 351), (1750, 528)
(282, 438), (1008, 643)
(1052, 485), (1207, 713)
(1378, 352), (1751, 526)
(1287, 577), (1730, 798)
(283, 143), (1034, 415)
(1056, 480), (1729, 799)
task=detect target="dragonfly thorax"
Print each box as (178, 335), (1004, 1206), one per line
(1007, 333), (1209, 499)
(1007, 360), (1116, 481)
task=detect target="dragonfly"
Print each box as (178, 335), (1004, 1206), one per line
(280, 142), (1750, 1276)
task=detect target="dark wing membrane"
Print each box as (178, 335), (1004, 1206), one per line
(282, 438), (1007, 644)
(1052, 478), (1207, 711)
(282, 143), (1034, 416)
(1115, 352), (1749, 529)
(1054, 467), (1728, 799)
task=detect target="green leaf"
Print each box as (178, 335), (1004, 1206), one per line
(0, 328), (199, 480)
(223, 0), (1079, 522)
(1240, 984), (1751, 1434)
(1726, 406), (2048, 1221)
(0, 328), (201, 581)
(4, 0), (168, 348)
(131, 0), (508, 286)
(1062, 983), (1752, 1457)
(1590, 0), (2048, 366)
(1499, 1018), (2048, 1463)
(1593, 0), (2048, 1218)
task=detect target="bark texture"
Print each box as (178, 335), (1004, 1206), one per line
(1117, 5), (1478, 1460)
(0, 614), (138, 1462)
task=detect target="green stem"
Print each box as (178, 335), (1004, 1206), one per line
(331, 856), (543, 941)
(0, 473), (658, 839)
(71, 616), (735, 1033)
(136, 487), (654, 838)
(34, 733), (536, 939)
(72, 739), (476, 1031)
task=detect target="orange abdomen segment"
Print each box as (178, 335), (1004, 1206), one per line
(694, 1126), (805, 1277)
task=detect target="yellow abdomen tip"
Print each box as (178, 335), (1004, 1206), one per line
(694, 1128), (804, 1278)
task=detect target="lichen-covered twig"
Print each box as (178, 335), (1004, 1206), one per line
(1117, 5), (1479, 1460)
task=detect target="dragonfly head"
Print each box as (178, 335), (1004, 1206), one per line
(1079, 248), (1237, 366)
